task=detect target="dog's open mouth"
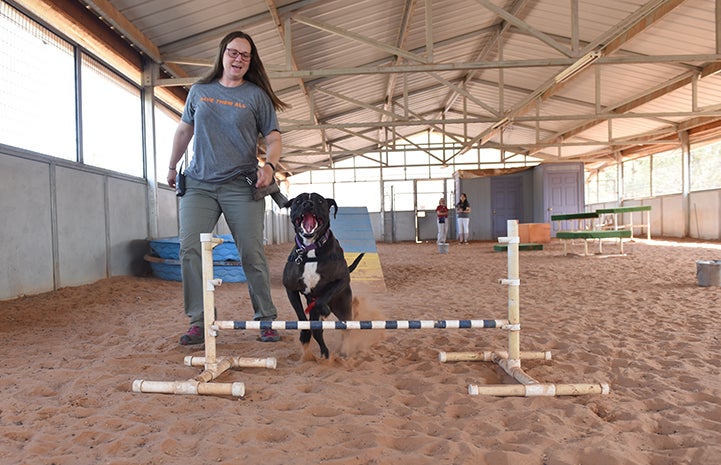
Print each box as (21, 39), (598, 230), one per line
(298, 212), (320, 238)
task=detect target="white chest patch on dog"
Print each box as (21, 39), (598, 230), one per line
(302, 250), (321, 294)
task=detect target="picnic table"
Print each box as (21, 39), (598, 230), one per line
(550, 208), (645, 256)
(555, 229), (632, 256)
(595, 205), (651, 239)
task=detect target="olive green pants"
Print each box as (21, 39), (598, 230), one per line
(178, 176), (277, 327)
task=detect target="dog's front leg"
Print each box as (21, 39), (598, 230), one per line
(286, 289), (312, 347)
(306, 303), (330, 359)
(311, 277), (351, 318)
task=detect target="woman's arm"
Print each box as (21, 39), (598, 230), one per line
(256, 130), (282, 188)
(167, 121), (194, 187)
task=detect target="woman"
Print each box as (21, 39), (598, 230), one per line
(456, 193), (471, 244)
(435, 197), (449, 244)
(167, 31), (289, 345)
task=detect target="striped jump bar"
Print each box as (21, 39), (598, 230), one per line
(217, 319), (509, 331)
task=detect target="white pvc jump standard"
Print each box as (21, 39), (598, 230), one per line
(438, 219), (610, 397)
(132, 234), (278, 398)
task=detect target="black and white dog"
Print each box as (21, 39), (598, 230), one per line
(282, 193), (364, 359)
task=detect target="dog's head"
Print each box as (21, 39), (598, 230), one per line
(283, 193), (338, 242)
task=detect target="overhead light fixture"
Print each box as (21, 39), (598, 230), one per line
(554, 50), (601, 84)
(459, 146), (470, 155)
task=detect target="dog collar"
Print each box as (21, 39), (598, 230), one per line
(292, 230), (331, 264)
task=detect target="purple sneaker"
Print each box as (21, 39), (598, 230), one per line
(259, 328), (280, 342)
(179, 325), (204, 345)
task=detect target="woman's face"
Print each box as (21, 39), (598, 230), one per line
(223, 37), (252, 82)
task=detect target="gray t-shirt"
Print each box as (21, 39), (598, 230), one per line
(181, 80), (280, 183)
(456, 200), (470, 218)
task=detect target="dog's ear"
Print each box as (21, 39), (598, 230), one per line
(282, 196), (295, 209)
(326, 198), (338, 218)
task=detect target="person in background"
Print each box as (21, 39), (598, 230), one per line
(167, 31), (289, 345)
(436, 197), (449, 244)
(456, 193), (471, 244)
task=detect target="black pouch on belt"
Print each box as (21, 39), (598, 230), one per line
(175, 170), (186, 197)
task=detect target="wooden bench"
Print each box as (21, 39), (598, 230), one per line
(595, 205), (651, 239)
(551, 212), (599, 233)
(556, 229), (632, 256)
(493, 243), (544, 252)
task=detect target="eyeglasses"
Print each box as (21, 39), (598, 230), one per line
(226, 48), (251, 61)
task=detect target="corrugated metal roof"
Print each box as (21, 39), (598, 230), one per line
(71, 0), (721, 174)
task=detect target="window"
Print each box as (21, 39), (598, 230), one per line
(416, 179), (445, 210)
(154, 103), (181, 183)
(288, 182), (333, 199)
(382, 165), (408, 181)
(429, 163), (455, 179)
(652, 149), (682, 196)
(383, 180), (414, 211)
(355, 166), (382, 181)
(81, 54), (143, 177)
(690, 141), (721, 191)
(585, 172), (598, 205)
(332, 158), (356, 182)
(335, 182), (381, 212)
(405, 150), (431, 166)
(0, 3), (76, 159)
(308, 167), (334, 183)
(597, 166), (617, 203)
(623, 158), (650, 199)
(355, 152), (382, 167)
(405, 164), (431, 179)
(454, 147), (479, 164)
(290, 171), (310, 184)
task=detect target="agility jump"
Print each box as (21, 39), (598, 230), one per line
(132, 234), (277, 397)
(132, 221), (609, 398)
(440, 220), (609, 397)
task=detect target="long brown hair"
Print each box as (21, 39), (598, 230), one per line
(198, 31), (289, 111)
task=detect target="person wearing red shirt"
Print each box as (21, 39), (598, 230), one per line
(436, 197), (449, 244)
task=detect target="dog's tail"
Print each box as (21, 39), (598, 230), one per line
(348, 253), (365, 273)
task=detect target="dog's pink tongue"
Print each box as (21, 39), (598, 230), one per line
(302, 213), (317, 233)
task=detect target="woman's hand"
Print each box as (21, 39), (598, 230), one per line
(255, 164), (274, 188)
